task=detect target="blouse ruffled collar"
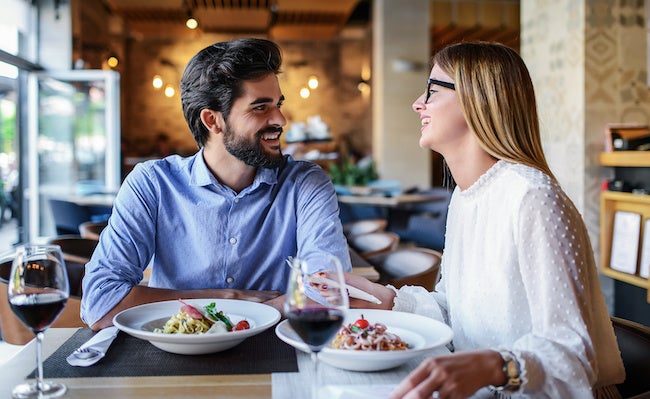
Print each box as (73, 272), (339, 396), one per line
(456, 159), (508, 199)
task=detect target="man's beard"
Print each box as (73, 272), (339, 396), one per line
(223, 122), (284, 169)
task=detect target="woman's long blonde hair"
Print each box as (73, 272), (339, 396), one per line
(433, 42), (556, 180)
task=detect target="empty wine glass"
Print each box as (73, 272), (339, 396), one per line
(285, 254), (349, 399)
(8, 244), (69, 399)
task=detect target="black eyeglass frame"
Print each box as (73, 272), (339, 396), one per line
(425, 78), (455, 103)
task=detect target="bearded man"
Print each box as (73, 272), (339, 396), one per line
(81, 38), (351, 330)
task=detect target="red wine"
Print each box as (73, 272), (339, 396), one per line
(287, 307), (344, 352)
(9, 292), (68, 333)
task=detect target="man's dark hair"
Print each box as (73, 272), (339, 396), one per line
(180, 38), (282, 148)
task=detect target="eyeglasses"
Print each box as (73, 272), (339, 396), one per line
(425, 78), (455, 103)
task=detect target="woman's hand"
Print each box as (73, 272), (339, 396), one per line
(312, 271), (396, 310)
(389, 350), (505, 399)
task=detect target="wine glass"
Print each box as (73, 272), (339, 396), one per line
(285, 254), (349, 399)
(7, 244), (69, 399)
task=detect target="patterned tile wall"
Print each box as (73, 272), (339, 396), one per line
(522, 0), (650, 310)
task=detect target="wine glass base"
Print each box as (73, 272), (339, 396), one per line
(12, 381), (67, 399)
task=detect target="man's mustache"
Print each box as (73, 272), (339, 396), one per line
(257, 126), (283, 136)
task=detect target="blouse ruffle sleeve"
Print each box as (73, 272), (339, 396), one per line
(390, 284), (447, 324)
(508, 181), (621, 397)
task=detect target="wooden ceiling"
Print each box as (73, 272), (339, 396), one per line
(99, 0), (364, 40)
(430, 1), (520, 53)
(95, 0), (519, 47)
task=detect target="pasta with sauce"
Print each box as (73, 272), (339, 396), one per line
(330, 320), (409, 351)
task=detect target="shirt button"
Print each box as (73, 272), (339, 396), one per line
(226, 277), (234, 283)
(234, 198), (239, 203)
(229, 237), (237, 244)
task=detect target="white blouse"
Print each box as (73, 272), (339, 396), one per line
(393, 161), (624, 398)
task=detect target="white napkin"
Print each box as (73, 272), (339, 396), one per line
(66, 326), (119, 367)
(319, 384), (397, 399)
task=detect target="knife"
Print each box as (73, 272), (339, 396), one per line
(310, 276), (382, 304)
(66, 326), (119, 367)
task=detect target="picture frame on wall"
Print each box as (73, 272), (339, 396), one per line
(610, 211), (642, 275)
(639, 218), (650, 279)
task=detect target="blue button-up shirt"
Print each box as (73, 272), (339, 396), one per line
(81, 150), (351, 326)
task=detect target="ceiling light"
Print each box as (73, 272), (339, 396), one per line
(106, 53), (119, 68)
(299, 87), (310, 99)
(164, 84), (176, 98)
(307, 75), (319, 90)
(152, 75), (163, 89)
(186, 10), (198, 29)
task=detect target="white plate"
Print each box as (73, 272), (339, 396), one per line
(275, 308), (453, 371)
(113, 299), (281, 355)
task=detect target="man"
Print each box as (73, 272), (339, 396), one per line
(81, 38), (351, 330)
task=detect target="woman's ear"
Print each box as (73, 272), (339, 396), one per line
(200, 109), (224, 134)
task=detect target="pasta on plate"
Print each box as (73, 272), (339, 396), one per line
(153, 299), (250, 335)
(329, 315), (409, 351)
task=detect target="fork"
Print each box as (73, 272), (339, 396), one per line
(71, 347), (102, 360)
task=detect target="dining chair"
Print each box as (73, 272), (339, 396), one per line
(347, 231), (400, 259)
(48, 198), (111, 236)
(47, 236), (99, 265)
(611, 316), (650, 398)
(79, 220), (108, 240)
(0, 257), (86, 345)
(367, 247), (442, 291)
(342, 218), (388, 238)
(394, 187), (452, 251)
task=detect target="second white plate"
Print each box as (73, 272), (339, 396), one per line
(276, 308), (453, 371)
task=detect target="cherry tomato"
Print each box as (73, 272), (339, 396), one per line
(353, 317), (369, 329)
(234, 320), (250, 331)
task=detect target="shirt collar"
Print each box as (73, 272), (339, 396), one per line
(189, 148), (282, 189)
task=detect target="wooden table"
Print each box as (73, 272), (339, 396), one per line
(338, 193), (446, 232)
(349, 246), (380, 281)
(0, 328), (271, 399)
(337, 193), (445, 207)
(2, 328), (450, 399)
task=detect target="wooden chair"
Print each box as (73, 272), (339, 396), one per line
(367, 247), (442, 290)
(0, 257), (86, 345)
(79, 220), (108, 240)
(611, 316), (650, 398)
(47, 235), (99, 267)
(348, 231), (400, 259)
(342, 218), (387, 238)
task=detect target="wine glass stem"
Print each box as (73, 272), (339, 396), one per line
(311, 351), (320, 399)
(36, 331), (45, 393)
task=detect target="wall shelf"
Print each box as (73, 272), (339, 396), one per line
(600, 151), (650, 167)
(599, 151), (650, 303)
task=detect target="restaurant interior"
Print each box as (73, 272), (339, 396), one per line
(1, 0), (650, 397)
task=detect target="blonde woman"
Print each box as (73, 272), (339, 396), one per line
(339, 42), (625, 398)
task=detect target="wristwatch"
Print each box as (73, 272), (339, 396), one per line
(492, 350), (521, 392)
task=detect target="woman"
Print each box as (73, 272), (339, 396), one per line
(341, 42), (625, 399)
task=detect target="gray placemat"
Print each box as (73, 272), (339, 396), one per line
(32, 325), (297, 379)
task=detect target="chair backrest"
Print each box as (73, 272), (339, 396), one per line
(0, 257), (86, 345)
(79, 220), (108, 240)
(48, 198), (94, 235)
(48, 198), (111, 236)
(611, 316), (650, 398)
(348, 231), (400, 259)
(368, 247), (442, 290)
(401, 187), (452, 251)
(46, 236), (98, 297)
(342, 218), (388, 238)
